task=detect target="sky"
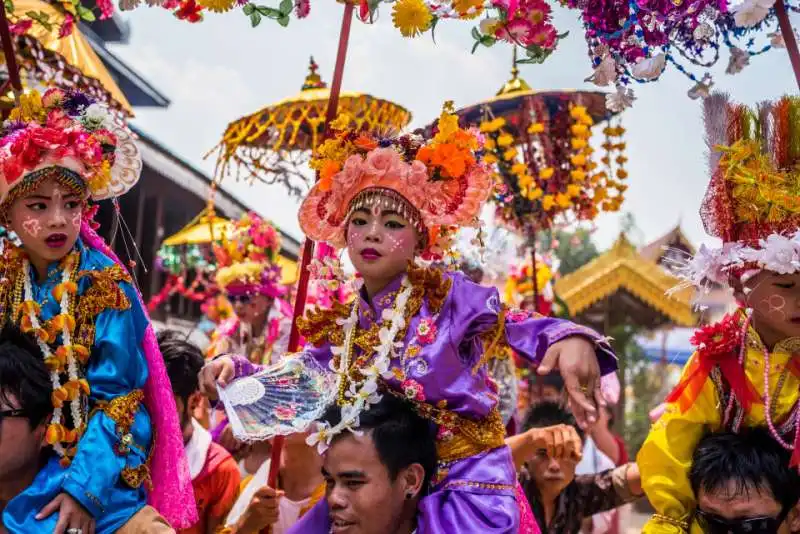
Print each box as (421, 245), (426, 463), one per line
(108, 3), (798, 252)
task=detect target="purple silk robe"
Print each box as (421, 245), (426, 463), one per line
(232, 270), (616, 533)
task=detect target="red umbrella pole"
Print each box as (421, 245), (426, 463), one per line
(0, 4), (23, 99)
(267, 0), (355, 491)
(776, 0), (800, 92)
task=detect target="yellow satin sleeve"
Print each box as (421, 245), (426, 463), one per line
(637, 352), (722, 534)
(637, 346), (800, 534)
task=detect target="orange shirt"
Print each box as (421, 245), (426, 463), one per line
(180, 442), (241, 534)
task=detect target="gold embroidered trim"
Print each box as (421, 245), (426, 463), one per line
(384, 387), (505, 464)
(473, 308), (507, 375)
(439, 480), (515, 492)
(651, 514), (689, 530)
(96, 389), (144, 437)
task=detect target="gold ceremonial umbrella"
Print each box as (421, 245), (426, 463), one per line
(1, 0), (131, 115)
(161, 208), (298, 285)
(211, 56), (411, 197)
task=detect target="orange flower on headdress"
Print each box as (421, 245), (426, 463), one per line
(319, 160), (341, 192)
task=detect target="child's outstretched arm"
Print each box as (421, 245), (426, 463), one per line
(51, 278), (152, 521)
(637, 353), (721, 534)
(450, 274), (616, 426)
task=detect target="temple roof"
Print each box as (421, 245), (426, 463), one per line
(639, 224), (695, 264)
(554, 233), (696, 329)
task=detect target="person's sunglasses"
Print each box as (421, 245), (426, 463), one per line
(696, 508), (789, 534)
(228, 294), (253, 305)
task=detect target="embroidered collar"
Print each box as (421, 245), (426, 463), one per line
(358, 272), (406, 317)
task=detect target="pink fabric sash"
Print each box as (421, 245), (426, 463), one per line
(516, 481), (541, 534)
(80, 221), (197, 528)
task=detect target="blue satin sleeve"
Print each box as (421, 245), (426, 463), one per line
(62, 280), (151, 519)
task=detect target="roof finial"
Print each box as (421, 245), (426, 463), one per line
(496, 47), (532, 96)
(302, 56), (328, 91)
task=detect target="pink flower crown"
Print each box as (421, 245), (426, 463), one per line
(213, 211), (286, 296)
(0, 88), (141, 205)
(298, 105), (493, 250)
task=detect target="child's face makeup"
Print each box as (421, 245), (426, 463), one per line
(743, 272), (800, 342)
(6, 177), (85, 266)
(346, 203), (418, 291)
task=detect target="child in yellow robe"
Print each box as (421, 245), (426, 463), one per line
(637, 94), (800, 533)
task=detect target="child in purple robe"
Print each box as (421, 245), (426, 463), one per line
(199, 107), (617, 533)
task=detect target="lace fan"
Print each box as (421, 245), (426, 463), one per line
(217, 353), (336, 442)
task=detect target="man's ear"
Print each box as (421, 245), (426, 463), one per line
(400, 463), (426, 500)
(188, 391), (204, 413)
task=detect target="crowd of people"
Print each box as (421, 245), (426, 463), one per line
(0, 87), (798, 534)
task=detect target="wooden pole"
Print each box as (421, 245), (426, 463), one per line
(775, 0), (800, 92)
(267, 0), (355, 490)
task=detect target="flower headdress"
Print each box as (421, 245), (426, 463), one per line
(672, 93), (800, 289)
(213, 211), (286, 298)
(0, 89), (141, 207)
(298, 103), (493, 254)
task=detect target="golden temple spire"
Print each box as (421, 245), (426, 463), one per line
(497, 47), (532, 96)
(301, 56), (328, 91)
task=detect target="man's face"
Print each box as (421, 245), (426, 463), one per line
(231, 293), (272, 327)
(697, 480), (799, 533)
(0, 392), (46, 483)
(740, 272), (800, 341)
(526, 444), (579, 498)
(323, 431), (411, 534)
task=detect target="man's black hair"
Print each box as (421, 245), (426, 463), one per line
(322, 395), (437, 494)
(690, 428), (800, 512)
(157, 330), (204, 401)
(535, 372), (565, 390)
(0, 324), (52, 427)
(522, 400), (585, 441)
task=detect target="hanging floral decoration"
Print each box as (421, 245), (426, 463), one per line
(564, 0), (791, 110)
(119, 0), (566, 59)
(480, 102), (628, 232)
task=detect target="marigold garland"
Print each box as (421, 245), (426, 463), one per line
(480, 105), (628, 231)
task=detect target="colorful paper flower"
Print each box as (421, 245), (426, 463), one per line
(401, 378), (426, 401)
(392, 0), (432, 37)
(415, 318), (437, 344)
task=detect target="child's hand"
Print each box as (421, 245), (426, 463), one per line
(198, 356), (235, 399)
(36, 492), (95, 534)
(528, 424), (583, 462)
(539, 336), (605, 430)
(238, 486), (284, 532)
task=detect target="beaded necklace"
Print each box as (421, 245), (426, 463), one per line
(307, 277), (413, 454)
(13, 251), (89, 464)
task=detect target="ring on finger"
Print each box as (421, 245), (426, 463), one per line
(67, 529), (83, 534)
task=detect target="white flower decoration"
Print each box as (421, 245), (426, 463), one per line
(606, 85), (636, 113)
(733, 0), (776, 28)
(726, 47), (750, 75)
(346, 378), (382, 407)
(747, 234), (800, 274)
(585, 55), (617, 87)
(693, 22), (715, 41)
(688, 74), (714, 100)
(306, 421), (334, 455)
(769, 30), (787, 48)
(362, 356), (393, 380)
(80, 103), (111, 131)
(631, 53), (666, 80)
